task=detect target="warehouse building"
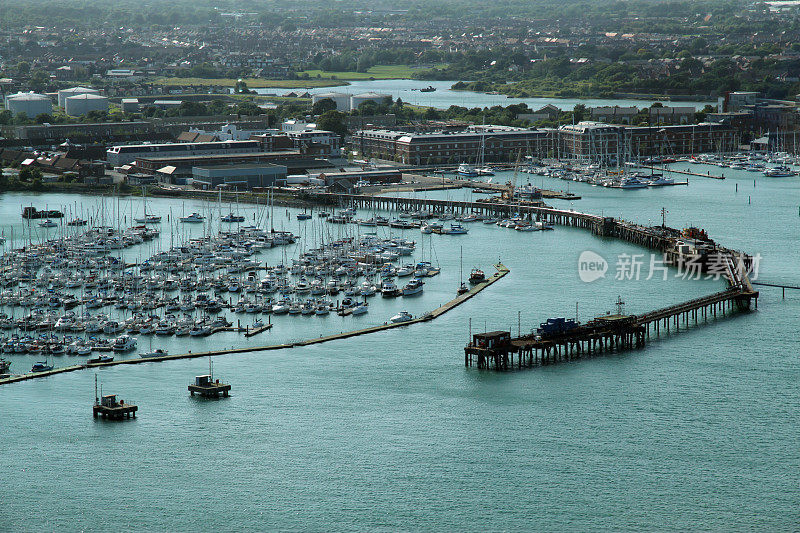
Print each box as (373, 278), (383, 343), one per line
(106, 139), (261, 166)
(311, 92), (351, 111)
(191, 163), (287, 189)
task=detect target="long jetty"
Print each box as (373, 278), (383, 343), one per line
(310, 192), (752, 259)
(0, 265), (510, 386)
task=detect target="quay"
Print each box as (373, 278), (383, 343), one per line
(93, 394), (137, 420)
(0, 264), (510, 386)
(188, 374), (231, 398)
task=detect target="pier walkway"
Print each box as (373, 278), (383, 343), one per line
(465, 235), (758, 370)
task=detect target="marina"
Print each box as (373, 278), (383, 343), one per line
(1, 161), (797, 531)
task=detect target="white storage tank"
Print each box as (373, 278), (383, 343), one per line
(64, 93), (109, 117)
(57, 86), (100, 107)
(312, 92), (351, 112)
(350, 92), (391, 111)
(5, 92), (53, 118)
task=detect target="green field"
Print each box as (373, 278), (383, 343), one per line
(151, 77), (347, 88)
(298, 64), (447, 80)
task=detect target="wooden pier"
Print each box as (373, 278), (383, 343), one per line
(466, 256), (758, 370)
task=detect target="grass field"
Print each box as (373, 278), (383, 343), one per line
(298, 64), (447, 80)
(151, 77), (347, 88)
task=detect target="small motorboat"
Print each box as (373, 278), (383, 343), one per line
(87, 354), (114, 364)
(139, 349), (169, 359)
(389, 311), (413, 323)
(469, 268), (485, 284)
(31, 361), (54, 372)
(221, 213), (245, 223)
(180, 212), (205, 223)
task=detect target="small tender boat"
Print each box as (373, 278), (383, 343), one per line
(296, 213), (312, 220)
(38, 219), (58, 228)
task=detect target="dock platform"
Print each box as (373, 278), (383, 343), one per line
(189, 375), (231, 398)
(93, 394), (137, 420)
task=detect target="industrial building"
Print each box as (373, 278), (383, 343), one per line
(312, 92), (351, 111)
(350, 92), (391, 111)
(310, 92), (391, 112)
(4, 92), (53, 117)
(57, 87), (100, 107)
(106, 140), (262, 166)
(191, 163), (287, 189)
(121, 98), (140, 113)
(64, 93), (109, 117)
(131, 151), (332, 180)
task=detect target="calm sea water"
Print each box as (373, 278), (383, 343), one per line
(255, 79), (714, 111)
(1, 167), (798, 531)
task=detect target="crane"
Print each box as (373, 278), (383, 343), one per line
(502, 149), (524, 202)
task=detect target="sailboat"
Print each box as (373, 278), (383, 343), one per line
(457, 246), (469, 295)
(135, 187), (161, 223)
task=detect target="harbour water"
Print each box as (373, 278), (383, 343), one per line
(255, 79), (715, 111)
(1, 170), (798, 529)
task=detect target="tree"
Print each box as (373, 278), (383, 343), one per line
(572, 104), (587, 122)
(312, 98), (337, 115)
(236, 101), (263, 116)
(35, 113), (53, 124)
(316, 110), (347, 137)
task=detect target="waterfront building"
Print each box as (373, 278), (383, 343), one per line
(351, 126), (552, 165)
(106, 140), (262, 166)
(191, 163), (288, 189)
